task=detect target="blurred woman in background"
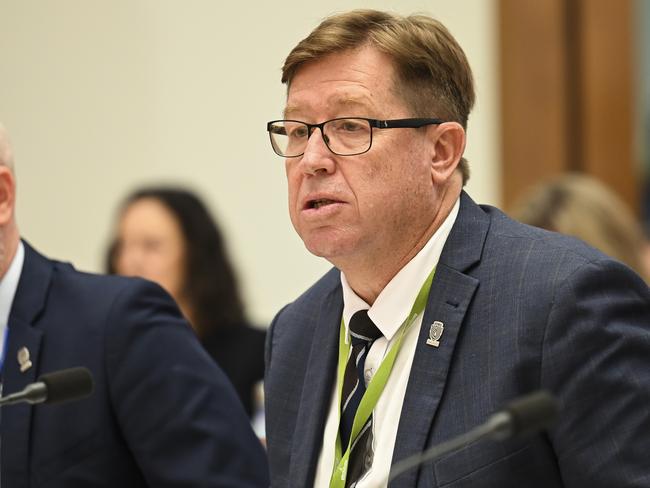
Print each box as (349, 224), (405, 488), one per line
(106, 186), (265, 417)
(512, 173), (650, 283)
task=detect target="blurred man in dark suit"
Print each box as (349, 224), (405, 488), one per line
(0, 122), (269, 487)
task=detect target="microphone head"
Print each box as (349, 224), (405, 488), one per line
(503, 390), (558, 438)
(38, 367), (94, 405)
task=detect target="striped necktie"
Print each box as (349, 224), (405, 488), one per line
(339, 310), (382, 486)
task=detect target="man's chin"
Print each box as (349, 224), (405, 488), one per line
(304, 242), (334, 259)
(298, 226), (361, 263)
(303, 238), (347, 262)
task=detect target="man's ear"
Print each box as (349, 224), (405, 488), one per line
(0, 166), (16, 225)
(428, 122), (466, 183)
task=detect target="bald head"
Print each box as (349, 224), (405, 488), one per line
(0, 122), (19, 277)
(0, 123), (15, 170)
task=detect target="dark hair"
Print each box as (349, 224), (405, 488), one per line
(107, 187), (245, 336)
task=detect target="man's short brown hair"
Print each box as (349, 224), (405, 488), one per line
(281, 9), (475, 184)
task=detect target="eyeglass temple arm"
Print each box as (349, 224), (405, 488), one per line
(268, 125), (287, 135)
(371, 118), (445, 129)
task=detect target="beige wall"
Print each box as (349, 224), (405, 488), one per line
(0, 0), (499, 324)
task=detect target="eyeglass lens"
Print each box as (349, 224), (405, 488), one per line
(268, 118), (372, 157)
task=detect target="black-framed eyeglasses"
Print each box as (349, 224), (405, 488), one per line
(266, 117), (445, 157)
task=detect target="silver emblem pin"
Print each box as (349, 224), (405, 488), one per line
(426, 321), (444, 347)
(17, 347), (33, 373)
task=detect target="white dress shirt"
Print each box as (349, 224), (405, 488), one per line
(0, 241), (25, 370)
(314, 199), (460, 487)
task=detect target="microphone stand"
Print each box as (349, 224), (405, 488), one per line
(385, 390), (558, 485)
(388, 412), (510, 482)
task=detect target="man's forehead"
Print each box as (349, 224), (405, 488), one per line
(283, 46), (395, 119)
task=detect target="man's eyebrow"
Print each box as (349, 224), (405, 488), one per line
(334, 97), (374, 111)
(284, 96), (375, 120)
(283, 105), (301, 119)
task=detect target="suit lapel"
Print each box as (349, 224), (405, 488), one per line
(289, 284), (343, 488)
(1, 241), (51, 486)
(390, 192), (489, 487)
(2, 317), (43, 485)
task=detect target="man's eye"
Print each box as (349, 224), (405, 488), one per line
(343, 122), (363, 132)
(289, 126), (309, 138)
(339, 120), (365, 132)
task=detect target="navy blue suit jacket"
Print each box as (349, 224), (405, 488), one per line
(265, 192), (650, 487)
(1, 241), (270, 487)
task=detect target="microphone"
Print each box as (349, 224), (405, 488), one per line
(0, 367), (94, 407)
(388, 390), (558, 483)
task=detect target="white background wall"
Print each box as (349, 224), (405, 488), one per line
(0, 0), (499, 324)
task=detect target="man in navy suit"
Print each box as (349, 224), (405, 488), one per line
(0, 124), (270, 486)
(264, 9), (650, 488)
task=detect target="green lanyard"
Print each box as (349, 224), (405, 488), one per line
(329, 266), (436, 488)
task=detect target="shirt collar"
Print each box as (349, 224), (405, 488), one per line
(0, 240), (25, 328)
(341, 197), (460, 341)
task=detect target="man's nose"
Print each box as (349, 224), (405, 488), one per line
(300, 127), (335, 175)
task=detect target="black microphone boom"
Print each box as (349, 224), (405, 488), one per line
(497, 389), (558, 439)
(388, 390), (558, 483)
(0, 367), (94, 407)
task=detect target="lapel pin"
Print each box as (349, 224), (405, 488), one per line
(426, 321), (444, 348)
(17, 347), (33, 373)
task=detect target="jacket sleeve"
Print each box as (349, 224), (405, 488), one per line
(542, 258), (650, 487)
(104, 279), (270, 487)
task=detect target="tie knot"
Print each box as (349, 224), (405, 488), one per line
(348, 310), (382, 345)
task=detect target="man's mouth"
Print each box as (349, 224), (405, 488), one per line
(309, 199), (336, 209)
